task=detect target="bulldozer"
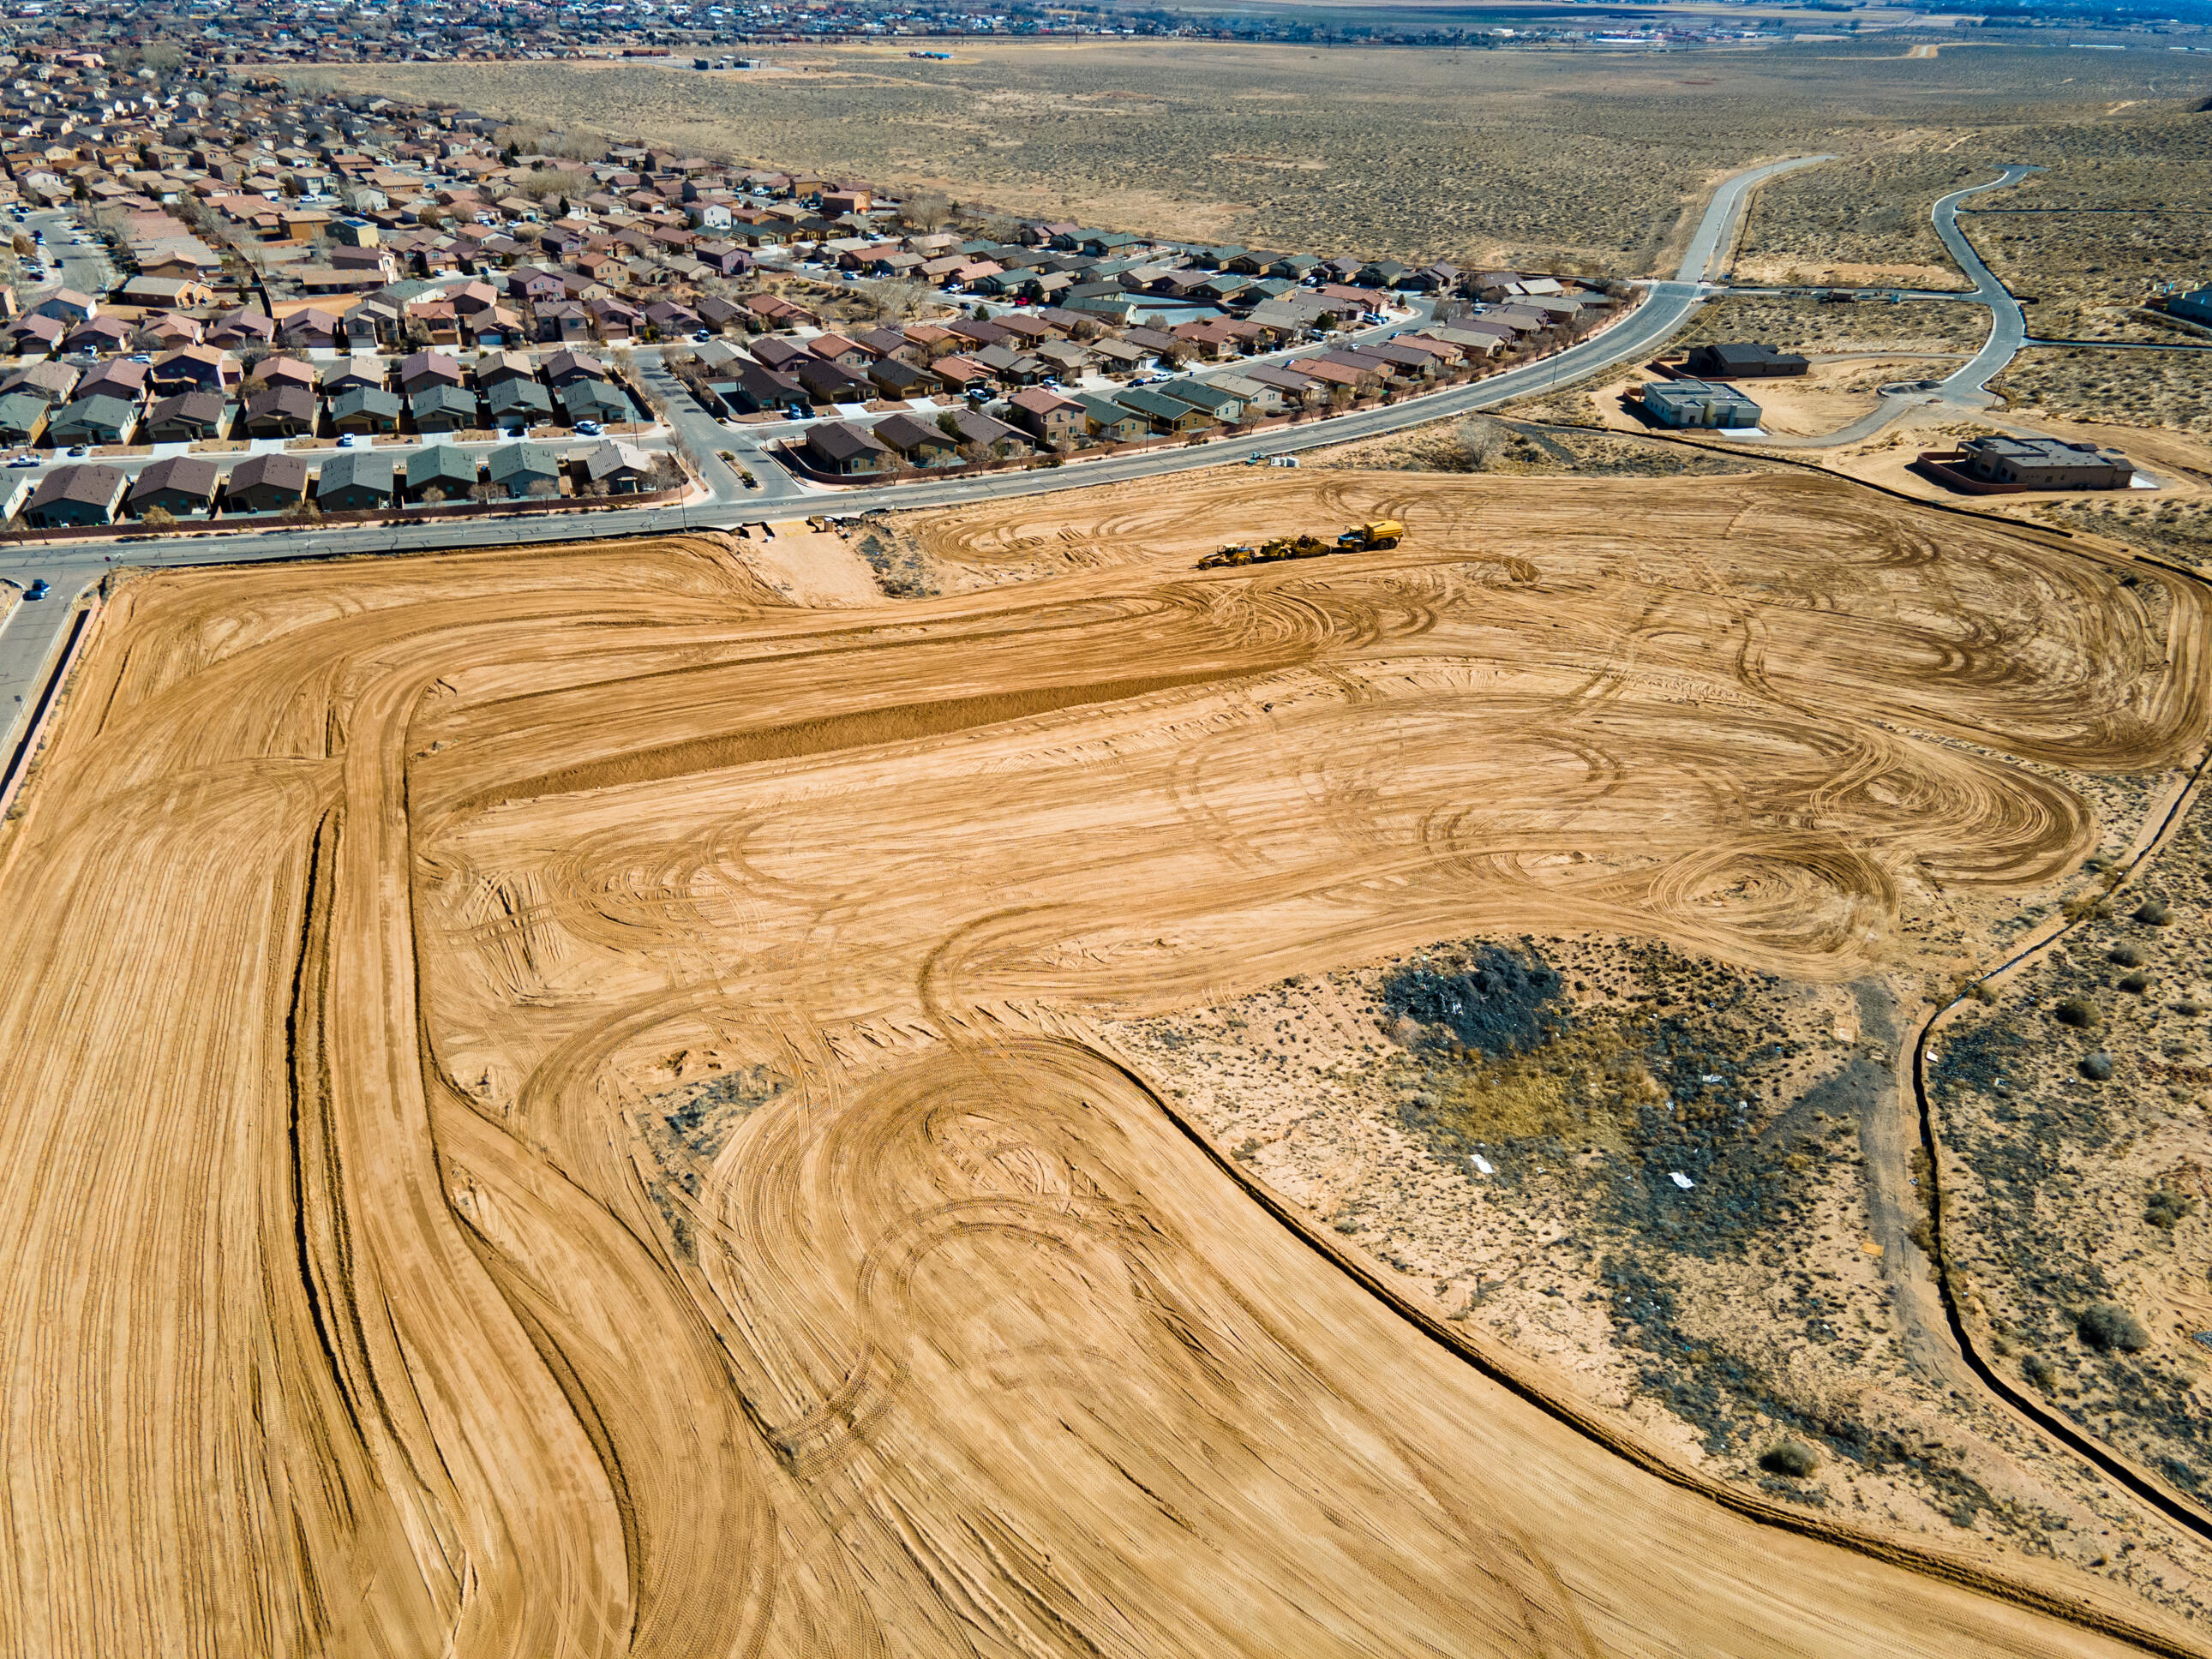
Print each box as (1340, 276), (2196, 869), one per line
(1198, 521), (1405, 570)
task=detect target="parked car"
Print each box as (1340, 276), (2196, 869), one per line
(25, 579), (49, 600)
(573, 419), (602, 436)
(337, 434), (357, 447)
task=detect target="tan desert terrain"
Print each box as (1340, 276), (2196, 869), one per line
(0, 467), (2206, 1656)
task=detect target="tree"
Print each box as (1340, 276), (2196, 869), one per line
(861, 279), (926, 324)
(419, 485), (446, 506)
(936, 410), (962, 439)
(898, 194), (952, 233)
(279, 498), (321, 524)
(469, 482), (500, 504)
(139, 505), (177, 530)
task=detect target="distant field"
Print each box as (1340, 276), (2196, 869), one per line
(309, 42), (2208, 275)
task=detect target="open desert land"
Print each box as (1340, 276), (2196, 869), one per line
(305, 41), (2211, 276)
(4, 459), (2212, 1656)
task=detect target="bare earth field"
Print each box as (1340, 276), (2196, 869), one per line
(3, 464), (2210, 1654)
(308, 42), (2212, 274)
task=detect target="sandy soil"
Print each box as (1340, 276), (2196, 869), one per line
(1, 469), (2208, 1656)
(732, 518), (887, 607)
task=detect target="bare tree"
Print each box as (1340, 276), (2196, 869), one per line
(860, 280), (926, 325)
(139, 505), (177, 530)
(898, 194), (953, 234)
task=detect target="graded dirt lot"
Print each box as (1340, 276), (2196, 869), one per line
(1, 470), (2209, 1656)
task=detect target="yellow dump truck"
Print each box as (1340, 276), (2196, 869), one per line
(1337, 518), (1405, 551)
(1197, 522), (1405, 570)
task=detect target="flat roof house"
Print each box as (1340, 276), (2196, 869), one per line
(21, 464), (127, 529)
(1958, 434), (2134, 490)
(128, 456), (221, 519)
(1640, 378), (1762, 430)
(1684, 341), (1809, 380)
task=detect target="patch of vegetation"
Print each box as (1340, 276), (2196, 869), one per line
(1759, 1440), (1819, 1478)
(855, 527), (939, 598)
(2077, 1302), (2149, 1354)
(1382, 942), (1563, 1057)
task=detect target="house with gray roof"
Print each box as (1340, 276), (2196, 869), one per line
(485, 442), (562, 499)
(48, 394), (141, 448)
(330, 386), (404, 434)
(316, 450), (396, 512)
(405, 445), (479, 503)
(410, 384), (481, 434)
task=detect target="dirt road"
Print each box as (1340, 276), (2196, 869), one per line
(0, 470), (2201, 1656)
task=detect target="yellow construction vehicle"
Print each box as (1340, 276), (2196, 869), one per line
(1198, 521), (1405, 569)
(1337, 518), (1405, 551)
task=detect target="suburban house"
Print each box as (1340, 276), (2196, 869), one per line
(224, 452), (313, 512)
(543, 349), (611, 387)
(151, 346), (240, 396)
(800, 420), (895, 476)
(329, 386), (405, 434)
(315, 450), (396, 512)
(871, 412), (961, 467)
(2, 362), (80, 406)
(1007, 387), (1085, 447)
(485, 441), (562, 498)
(144, 392), (232, 443)
(399, 350), (465, 397)
(1112, 386), (1218, 434)
(21, 464), (127, 528)
(578, 440), (656, 494)
(0, 391), (51, 446)
(31, 288), (98, 326)
(244, 384), (317, 438)
(560, 378), (632, 427)
(48, 394), (141, 448)
(411, 384), (481, 433)
(405, 445), (479, 503)
(485, 378), (554, 426)
(128, 456), (222, 519)
(1075, 394), (1148, 443)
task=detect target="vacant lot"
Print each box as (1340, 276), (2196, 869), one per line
(0, 467), (2205, 1654)
(310, 42), (2209, 274)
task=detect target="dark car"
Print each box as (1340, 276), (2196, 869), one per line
(25, 579), (49, 600)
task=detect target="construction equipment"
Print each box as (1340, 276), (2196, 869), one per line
(1196, 521), (1404, 570)
(1337, 518), (1405, 551)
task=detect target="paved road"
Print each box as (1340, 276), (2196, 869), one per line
(1929, 165), (2037, 408)
(0, 154), (1830, 772)
(1731, 165), (2035, 452)
(21, 209), (115, 307)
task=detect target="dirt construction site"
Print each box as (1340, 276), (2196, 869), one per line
(3, 464), (2211, 1656)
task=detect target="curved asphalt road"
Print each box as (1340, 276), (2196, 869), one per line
(0, 153), (1830, 770)
(1735, 164), (2034, 451)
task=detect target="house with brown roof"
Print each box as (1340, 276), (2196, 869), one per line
(224, 452), (311, 513)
